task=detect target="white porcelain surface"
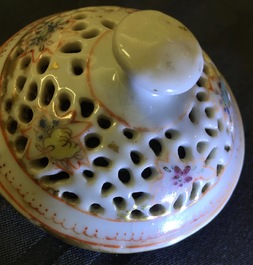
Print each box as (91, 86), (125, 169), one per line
(0, 6), (244, 253)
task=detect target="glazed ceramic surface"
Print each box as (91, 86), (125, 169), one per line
(0, 6), (244, 253)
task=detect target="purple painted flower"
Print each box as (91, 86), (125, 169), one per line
(173, 166), (193, 187)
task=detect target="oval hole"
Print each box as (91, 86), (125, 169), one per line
(82, 170), (94, 182)
(130, 151), (142, 165)
(37, 56), (50, 74)
(101, 182), (114, 196)
(61, 42), (82, 53)
(178, 146), (186, 159)
(113, 197), (126, 210)
(41, 171), (70, 184)
(196, 91), (208, 102)
(30, 157), (49, 169)
(173, 194), (184, 210)
(149, 204), (166, 216)
(93, 157), (110, 167)
(6, 117), (18, 134)
(62, 191), (79, 204)
(82, 29), (100, 39)
(27, 82), (38, 101)
(15, 136), (28, 153)
(149, 139), (162, 156)
(130, 209), (145, 219)
(97, 115), (112, 129)
(71, 59), (85, 75)
(190, 182), (200, 200)
(101, 19), (116, 29)
(72, 22), (87, 31)
(80, 98), (95, 118)
(16, 76), (27, 92)
(90, 203), (104, 215)
(20, 56), (31, 69)
(118, 168), (131, 184)
(58, 93), (71, 112)
(85, 134), (101, 148)
(19, 105), (33, 123)
(41, 80), (55, 106)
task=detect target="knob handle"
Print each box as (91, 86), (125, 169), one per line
(113, 10), (204, 95)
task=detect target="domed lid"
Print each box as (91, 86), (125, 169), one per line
(0, 6), (244, 253)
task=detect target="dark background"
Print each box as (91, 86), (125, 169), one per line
(0, 0), (253, 264)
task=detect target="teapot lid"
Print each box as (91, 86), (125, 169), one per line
(0, 6), (244, 253)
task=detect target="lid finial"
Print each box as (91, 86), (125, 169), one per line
(113, 10), (204, 95)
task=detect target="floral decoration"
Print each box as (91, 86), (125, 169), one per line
(22, 110), (91, 173)
(27, 18), (68, 51)
(172, 165), (193, 187)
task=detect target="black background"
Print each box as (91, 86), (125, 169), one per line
(0, 1), (253, 264)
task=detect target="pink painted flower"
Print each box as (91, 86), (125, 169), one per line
(173, 166), (192, 187)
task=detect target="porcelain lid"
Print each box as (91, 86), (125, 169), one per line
(0, 6), (244, 253)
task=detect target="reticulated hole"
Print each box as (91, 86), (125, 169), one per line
(205, 128), (218, 137)
(217, 119), (224, 132)
(72, 22), (87, 31)
(37, 56), (50, 74)
(202, 182), (211, 193)
(224, 145), (231, 152)
(196, 91), (209, 102)
(59, 93), (71, 111)
(101, 182), (114, 196)
(118, 168), (131, 184)
(197, 76), (207, 87)
(130, 151), (142, 165)
(16, 76), (27, 92)
(101, 19), (116, 29)
(216, 164), (224, 177)
(205, 148), (217, 165)
(141, 167), (156, 181)
(178, 146), (186, 159)
(30, 157), (49, 169)
(27, 82), (38, 101)
(97, 115), (112, 129)
(189, 107), (199, 124)
(165, 129), (179, 140)
(173, 194), (184, 210)
(15, 136), (28, 153)
(190, 181), (200, 200)
(41, 80), (55, 106)
(19, 105), (33, 123)
(93, 157), (110, 167)
(60, 41), (82, 53)
(132, 192), (150, 205)
(73, 13), (86, 20)
(41, 171), (70, 184)
(80, 98), (95, 118)
(82, 170), (94, 181)
(205, 107), (215, 118)
(6, 118), (18, 134)
(123, 128), (136, 139)
(5, 99), (12, 113)
(113, 197), (126, 210)
(90, 203), (104, 215)
(13, 46), (24, 58)
(82, 29), (100, 39)
(20, 56), (31, 69)
(85, 134), (101, 148)
(149, 204), (166, 216)
(149, 138), (162, 156)
(71, 59), (85, 75)
(130, 209), (146, 219)
(196, 141), (208, 154)
(62, 191), (79, 204)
